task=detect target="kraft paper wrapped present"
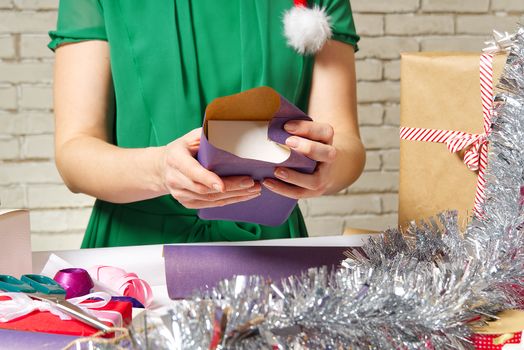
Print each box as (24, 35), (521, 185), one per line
(197, 86), (317, 226)
(399, 53), (507, 226)
(472, 309), (524, 349)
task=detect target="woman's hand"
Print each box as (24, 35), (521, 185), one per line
(161, 128), (261, 209)
(262, 120), (336, 199)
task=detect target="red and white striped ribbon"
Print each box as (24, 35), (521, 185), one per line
(399, 53), (494, 216)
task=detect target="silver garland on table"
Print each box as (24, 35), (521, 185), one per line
(68, 28), (524, 350)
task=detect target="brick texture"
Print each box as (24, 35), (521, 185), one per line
(0, 1), (521, 251)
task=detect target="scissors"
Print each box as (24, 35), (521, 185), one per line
(0, 274), (112, 333)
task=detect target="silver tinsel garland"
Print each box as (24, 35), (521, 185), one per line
(71, 27), (524, 350)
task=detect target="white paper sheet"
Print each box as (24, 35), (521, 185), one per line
(207, 120), (291, 163)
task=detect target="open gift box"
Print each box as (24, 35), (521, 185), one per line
(197, 86), (317, 226)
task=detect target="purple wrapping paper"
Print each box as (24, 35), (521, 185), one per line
(0, 329), (78, 350)
(197, 86), (317, 226)
(163, 245), (350, 299)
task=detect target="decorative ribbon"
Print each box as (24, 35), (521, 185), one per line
(400, 53), (495, 216)
(483, 30), (516, 54)
(87, 265), (153, 308)
(0, 291), (122, 327)
(54, 268), (94, 299)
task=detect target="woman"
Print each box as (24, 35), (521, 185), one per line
(49, 0), (365, 248)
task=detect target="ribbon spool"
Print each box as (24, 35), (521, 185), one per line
(54, 268), (94, 299)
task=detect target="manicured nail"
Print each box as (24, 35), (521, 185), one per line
(286, 137), (299, 148)
(240, 178), (255, 188)
(212, 183), (222, 192)
(275, 168), (288, 179)
(247, 184), (261, 193)
(284, 122), (298, 132)
(263, 180), (275, 189)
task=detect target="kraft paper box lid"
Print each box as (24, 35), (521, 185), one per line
(197, 86), (317, 226)
(398, 52), (507, 227)
(163, 234), (374, 299)
(0, 209), (31, 276)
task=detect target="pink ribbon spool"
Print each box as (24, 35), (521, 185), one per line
(87, 265), (153, 308)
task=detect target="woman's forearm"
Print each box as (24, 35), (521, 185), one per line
(325, 132), (365, 195)
(56, 135), (168, 203)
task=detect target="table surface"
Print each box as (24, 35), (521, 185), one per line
(1, 234), (375, 348)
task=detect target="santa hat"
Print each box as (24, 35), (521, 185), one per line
(283, 0), (332, 55)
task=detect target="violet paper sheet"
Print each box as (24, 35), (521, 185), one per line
(163, 245), (350, 299)
(197, 86), (317, 226)
(0, 329), (78, 350)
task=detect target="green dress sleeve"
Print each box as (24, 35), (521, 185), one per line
(48, 0), (107, 51)
(314, 0), (360, 50)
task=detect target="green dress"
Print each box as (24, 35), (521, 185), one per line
(48, 0), (359, 248)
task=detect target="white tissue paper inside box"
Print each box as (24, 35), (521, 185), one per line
(207, 120), (291, 163)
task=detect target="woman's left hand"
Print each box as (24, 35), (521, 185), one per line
(262, 120), (337, 199)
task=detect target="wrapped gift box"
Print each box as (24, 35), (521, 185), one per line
(0, 296), (132, 337)
(197, 86), (317, 226)
(472, 309), (524, 349)
(399, 53), (507, 226)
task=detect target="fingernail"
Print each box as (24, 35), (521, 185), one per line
(212, 183), (222, 192)
(240, 178), (255, 188)
(263, 180), (275, 189)
(286, 137), (299, 148)
(247, 184), (261, 193)
(284, 122), (298, 132)
(275, 168), (288, 179)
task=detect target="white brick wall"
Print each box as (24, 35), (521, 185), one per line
(0, 0), (522, 251)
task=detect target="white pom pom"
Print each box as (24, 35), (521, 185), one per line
(283, 5), (332, 55)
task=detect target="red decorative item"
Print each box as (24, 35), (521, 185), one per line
(472, 332), (522, 349)
(472, 310), (524, 350)
(293, 0), (307, 6)
(0, 296), (131, 337)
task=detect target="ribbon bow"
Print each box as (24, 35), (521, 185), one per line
(0, 291), (122, 327)
(446, 132), (488, 172)
(399, 53), (495, 215)
(483, 30), (516, 54)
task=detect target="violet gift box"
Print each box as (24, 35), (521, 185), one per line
(197, 86), (317, 226)
(163, 245), (353, 299)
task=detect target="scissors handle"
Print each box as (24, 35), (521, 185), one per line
(20, 274), (66, 295)
(0, 275), (35, 293)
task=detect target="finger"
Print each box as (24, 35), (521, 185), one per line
(183, 128), (202, 155)
(222, 176), (256, 192)
(273, 164), (328, 192)
(285, 137), (336, 162)
(174, 152), (225, 192)
(284, 120), (334, 144)
(261, 178), (312, 199)
(164, 168), (217, 195)
(173, 184), (262, 202)
(181, 192), (261, 209)
(261, 178), (310, 200)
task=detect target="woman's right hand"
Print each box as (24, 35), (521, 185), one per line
(159, 128), (261, 209)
